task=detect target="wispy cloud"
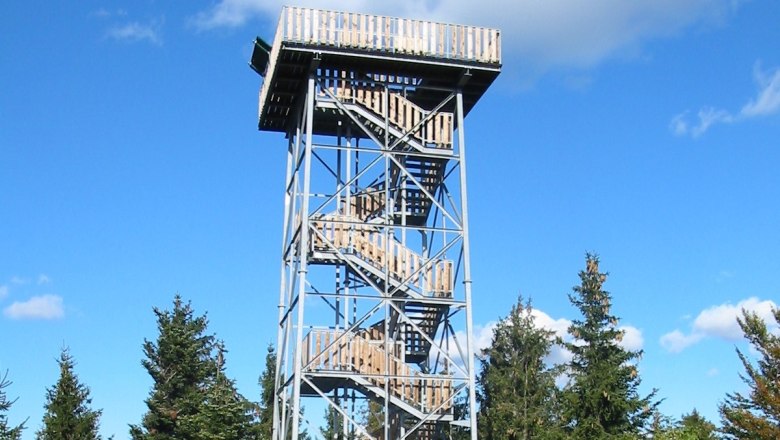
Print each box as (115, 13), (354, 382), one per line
(107, 19), (163, 45)
(660, 297), (778, 353)
(0, 285), (8, 300)
(191, 0), (269, 30)
(91, 8), (128, 19)
(672, 63), (780, 137)
(37, 274), (51, 285)
(10, 276), (28, 285)
(3, 294), (65, 320)
(191, 0), (739, 71)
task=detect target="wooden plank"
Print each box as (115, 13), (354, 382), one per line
(315, 332), (321, 368)
(304, 9), (311, 42)
(302, 333), (310, 366)
(426, 264), (433, 293)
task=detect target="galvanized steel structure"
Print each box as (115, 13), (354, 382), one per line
(250, 7), (501, 439)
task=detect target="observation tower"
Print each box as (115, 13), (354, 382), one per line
(250, 7), (501, 439)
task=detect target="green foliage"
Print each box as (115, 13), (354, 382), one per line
(653, 409), (719, 440)
(36, 348), (102, 440)
(320, 405), (339, 440)
(182, 344), (260, 440)
(563, 254), (657, 439)
(258, 345), (276, 440)
(719, 307), (780, 439)
(130, 294), (259, 440)
(256, 344), (310, 440)
(477, 296), (565, 440)
(320, 405), (354, 440)
(0, 371), (25, 440)
(361, 400), (384, 439)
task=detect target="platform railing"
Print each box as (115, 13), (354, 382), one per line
(281, 6), (501, 64)
(311, 215), (453, 295)
(302, 329), (453, 411)
(257, 11), (285, 121)
(319, 70), (454, 149)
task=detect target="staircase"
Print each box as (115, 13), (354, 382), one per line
(310, 215), (452, 297)
(317, 72), (451, 227)
(346, 154), (446, 226)
(301, 329), (454, 422)
(317, 71), (454, 151)
(304, 69), (457, 436)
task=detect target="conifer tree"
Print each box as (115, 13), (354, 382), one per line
(257, 345), (310, 440)
(258, 345), (276, 440)
(563, 254), (656, 439)
(719, 308), (780, 439)
(183, 343), (260, 439)
(477, 297), (565, 440)
(0, 371), (25, 440)
(130, 295), (217, 439)
(37, 348), (102, 440)
(131, 295), (262, 439)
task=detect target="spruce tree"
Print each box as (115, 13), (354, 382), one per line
(563, 254), (656, 439)
(182, 343), (260, 440)
(719, 307), (780, 439)
(477, 297), (564, 440)
(37, 348), (102, 440)
(0, 371), (25, 440)
(258, 345), (276, 440)
(130, 295), (217, 439)
(257, 345), (310, 440)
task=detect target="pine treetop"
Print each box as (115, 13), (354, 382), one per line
(564, 254), (657, 438)
(37, 348), (102, 440)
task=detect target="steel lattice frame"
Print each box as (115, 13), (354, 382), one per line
(270, 67), (480, 440)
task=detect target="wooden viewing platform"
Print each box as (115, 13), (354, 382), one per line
(251, 6), (502, 133)
(270, 6), (500, 64)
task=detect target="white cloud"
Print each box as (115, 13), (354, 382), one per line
(660, 329), (705, 353)
(620, 325), (645, 351)
(452, 307), (642, 368)
(37, 274), (51, 285)
(694, 297), (776, 340)
(3, 295), (65, 320)
(192, 0), (738, 70)
(0, 285), (7, 299)
(107, 20), (163, 45)
(191, 0), (272, 30)
(530, 308), (571, 338)
(706, 367), (719, 377)
(471, 321), (498, 355)
(660, 297), (778, 352)
(672, 64), (780, 137)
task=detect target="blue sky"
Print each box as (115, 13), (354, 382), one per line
(2, 0), (780, 438)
